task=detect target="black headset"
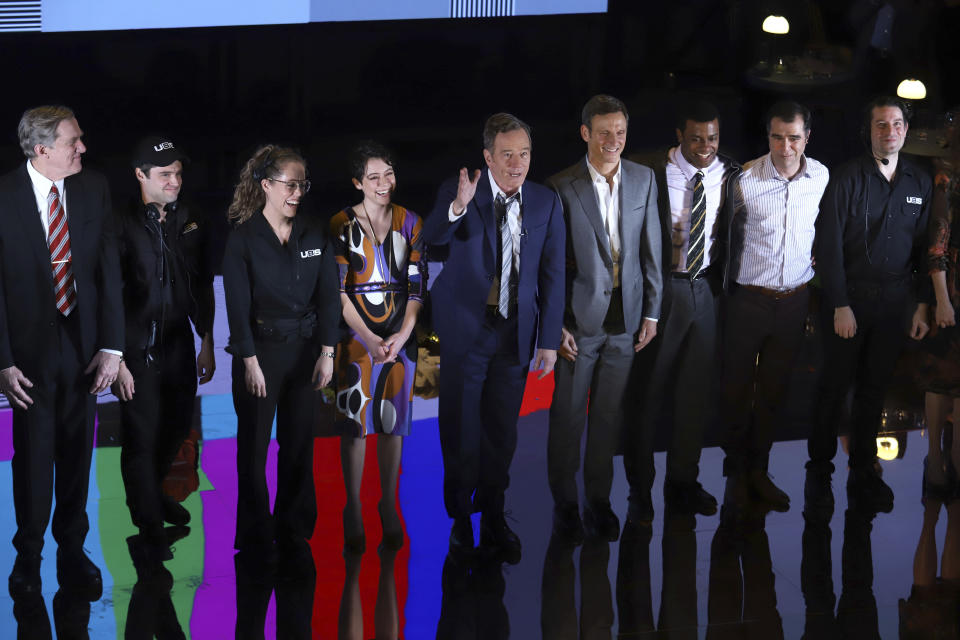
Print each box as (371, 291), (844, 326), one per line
(252, 149), (275, 182)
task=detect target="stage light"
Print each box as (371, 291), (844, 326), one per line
(762, 15), (789, 35)
(876, 437), (899, 461)
(897, 78), (927, 100)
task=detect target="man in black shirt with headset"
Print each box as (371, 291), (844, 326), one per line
(112, 136), (216, 579)
(807, 97), (932, 516)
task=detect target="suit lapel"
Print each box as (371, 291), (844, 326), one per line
(571, 159), (612, 264)
(475, 169), (497, 259)
(13, 165), (53, 271)
(618, 162), (642, 253)
(64, 173), (86, 267)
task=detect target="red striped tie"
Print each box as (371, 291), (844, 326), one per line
(47, 185), (76, 315)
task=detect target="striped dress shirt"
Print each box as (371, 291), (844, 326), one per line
(734, 153), (829, 290)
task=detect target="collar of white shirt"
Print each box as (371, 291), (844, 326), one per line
(585, 156), (621, 189)
(761, 152), (811, 181)
(25, 158), (65, 208)
(487, 170), (523, 205)
(669, 146), (721, 182)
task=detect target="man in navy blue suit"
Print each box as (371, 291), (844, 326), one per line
(424, 113), (565, 562)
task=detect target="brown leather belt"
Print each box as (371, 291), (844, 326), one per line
(740, 282), (808, 300)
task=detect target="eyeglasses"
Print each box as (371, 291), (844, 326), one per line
(268, 178), (311, 194)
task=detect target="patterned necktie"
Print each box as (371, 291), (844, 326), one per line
(47, 185), (76, 315)
(686, 171), (706, 276)
(495, 193), (518, 318)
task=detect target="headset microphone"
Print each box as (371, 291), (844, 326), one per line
(145, 203), (161, 222)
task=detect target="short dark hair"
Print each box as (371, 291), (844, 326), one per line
(482, 113), (531, 152)
(765, 100), (811, 134)
(675, 100), (720, 132)
(863, 95), (911, 129)
(581, 94), (629, 130)
(350, 140), (395, 182)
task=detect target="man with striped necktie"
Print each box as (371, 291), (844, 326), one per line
(0, 106), (123, 600)
(720, 101), (828, 513)
(625, 101), (741, 527)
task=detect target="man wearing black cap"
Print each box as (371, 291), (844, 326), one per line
(112, 136), (215, 577)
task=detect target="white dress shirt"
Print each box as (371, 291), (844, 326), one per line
(585, 157), (622, 287)
(26, 158), (65, 237)
(735, 153), (829, 290)
(665, 147), (725, 272)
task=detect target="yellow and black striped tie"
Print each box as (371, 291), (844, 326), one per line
(686, 171), (706, 276)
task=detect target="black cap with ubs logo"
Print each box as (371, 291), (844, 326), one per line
(131, 135), (189, 169)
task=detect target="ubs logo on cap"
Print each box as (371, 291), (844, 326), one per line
(153, 142), (175, 152)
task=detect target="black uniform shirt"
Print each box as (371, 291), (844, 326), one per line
(222, 210), (339, 358)
(815, 154), (932, 308)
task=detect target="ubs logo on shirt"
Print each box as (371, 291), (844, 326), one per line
(906, 196), (923, 205)
(300, 248), (322, 258)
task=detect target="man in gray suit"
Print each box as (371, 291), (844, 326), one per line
(546, 95), (662, 543)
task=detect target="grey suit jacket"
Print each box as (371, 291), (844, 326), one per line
(547, 157), (662, 337)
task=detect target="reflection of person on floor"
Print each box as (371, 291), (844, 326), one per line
(436, 556), (508, 640)
(234, 550), (315, 640)
(126, 571), (186, 640)
(540, 534), (614, 639)
(330, 142), (426, 554)
(113, 136), (216, 579)
(13, 588), (92, 640)
(616, 520), (655, 636)
(707, 488), (784, 639)
(223, 145), (339, 573)
(899, 494), (960, 638)
(338, 547), (401, 640)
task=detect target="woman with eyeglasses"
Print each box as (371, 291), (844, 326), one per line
(330, 141), (426, 553)
(222, 144), (339, 572)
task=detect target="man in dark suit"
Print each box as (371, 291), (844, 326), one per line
(546, 94), (662, 543)
(424, 112), (565, 562)
(0, 106), (123, 600)
(625, 101), (741, 525)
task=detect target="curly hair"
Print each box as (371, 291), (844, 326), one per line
(228, 144), (306, 224)
(350, 140), (395, 182)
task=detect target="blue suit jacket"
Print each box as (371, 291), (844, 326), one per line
(423, 169), (565, 361)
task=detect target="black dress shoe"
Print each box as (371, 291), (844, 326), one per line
(847, 467), (894, 513)
(161, 495), (191, 526)
(583, 501), (620, 542)
(480, 512), (521, 564)
(664, 481), (718, 516)
(552, 501), (585, 544)
(448, 517), (475, 555)
(9, 553), (41, 598)
(56, 548), (103, 601)
(748, 469), (791, 512)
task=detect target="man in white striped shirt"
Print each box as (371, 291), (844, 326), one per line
(721, 101), (829, 513)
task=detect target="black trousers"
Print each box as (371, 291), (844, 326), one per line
(625, 276), (718, 497)
(721, 285), (809, 475)
(438, 311), (528, 519)
(808, 283), (911, 471)
(120, 320), (197, 542)
(233, 339), (317, 550)
(12, 311), (96, 557)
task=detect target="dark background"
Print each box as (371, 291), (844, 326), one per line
(0, 0), (957, 264)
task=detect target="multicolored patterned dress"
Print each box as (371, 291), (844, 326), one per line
(917, 167), (960, 396)
(330, 204), (427, 436)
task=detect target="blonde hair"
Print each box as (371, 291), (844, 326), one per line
(228, 144), (306, 224)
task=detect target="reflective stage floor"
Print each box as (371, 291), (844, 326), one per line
(0, 397), (952, 639)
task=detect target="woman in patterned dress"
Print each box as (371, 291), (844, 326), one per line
(918, 114), (960, 498)
(330, 141), (426, 552)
